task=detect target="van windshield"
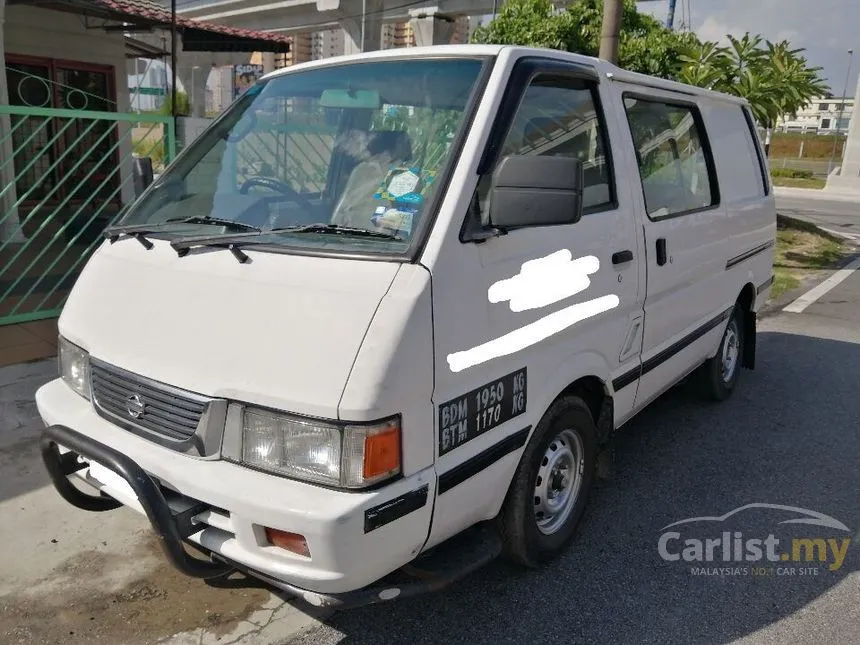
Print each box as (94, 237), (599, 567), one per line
(118, 57), (488, 256)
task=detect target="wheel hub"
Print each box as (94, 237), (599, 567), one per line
(722, 321), (739, 383)
(534, 429), (584, 536)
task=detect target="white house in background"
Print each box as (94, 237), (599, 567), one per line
(777, 96), (855, 134)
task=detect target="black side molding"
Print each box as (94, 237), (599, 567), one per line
(364, 485), (429, 533)
(726, 240), (775, 270)
(438, 426), (531, 495)
(612, 308), (733, 389)
(40, 425), (231, 580)
(612, 367), (640, 392)
(641, 307), (733, 377)
(757, 274), (775, 295)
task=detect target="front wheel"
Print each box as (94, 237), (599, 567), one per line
(497, 395), (596, 567)
(697, 306), (744, 401)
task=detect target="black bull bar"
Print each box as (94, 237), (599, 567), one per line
(39, 424), (503, 609)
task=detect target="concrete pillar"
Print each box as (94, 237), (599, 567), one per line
(825, 76), (860, 193)
(177, 61), (209, 118)
(261, 52), (276, 74)
(410, 11), (457, 47)
(341, 0), (383, 54)
(0, 0), (26, 243)
(838, 77), (860, 177)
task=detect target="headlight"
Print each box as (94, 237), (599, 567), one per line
(58, 336), (91, 400)
(241, 407), (401, 489)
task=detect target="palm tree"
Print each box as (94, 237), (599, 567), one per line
(678, 34), (827, 154)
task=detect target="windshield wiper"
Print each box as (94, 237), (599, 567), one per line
(103, 224), (156, 249)
(164, 216), (261, 233)
(169, 224), (403, 263)
(103, 217), (261, 251)
(274, 223), (403, 240)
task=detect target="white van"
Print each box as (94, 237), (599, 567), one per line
(36, 44), (775, 608)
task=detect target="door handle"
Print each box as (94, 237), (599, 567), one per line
(612, 249), (634, 265)
(656, 238), (668, 266)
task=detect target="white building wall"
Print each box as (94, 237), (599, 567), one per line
(4, 5), (136, 208)
(778, 96), (856, 134)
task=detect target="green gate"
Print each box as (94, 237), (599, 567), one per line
(0, 105), (175, 326)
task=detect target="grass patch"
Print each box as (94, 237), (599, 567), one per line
(771, 224), (847, 300)
(771, 176), (826, 189)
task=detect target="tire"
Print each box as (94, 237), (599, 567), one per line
(497, 395), (597, 568)
(697, 305), (744, 402)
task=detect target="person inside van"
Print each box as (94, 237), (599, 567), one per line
(330, 129), (414, 234)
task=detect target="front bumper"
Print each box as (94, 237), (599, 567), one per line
(36, 378), (437, 604)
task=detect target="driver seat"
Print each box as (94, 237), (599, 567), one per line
(330, 130), (413, 229)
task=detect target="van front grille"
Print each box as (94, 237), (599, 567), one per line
(90, 360), (211, 441)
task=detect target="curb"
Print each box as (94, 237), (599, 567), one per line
(760, 217), (860, 318)
(776, 212), (845, 243)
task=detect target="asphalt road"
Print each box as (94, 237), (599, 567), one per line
(286, 275), (860, 643)
(775, 188), (860, 240)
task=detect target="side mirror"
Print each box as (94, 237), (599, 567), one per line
(488, 155), (584, 229)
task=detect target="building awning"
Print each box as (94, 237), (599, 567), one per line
(8, 0), (291, 53)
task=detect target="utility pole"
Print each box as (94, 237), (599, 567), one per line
(170, 0), (178, 119)
(599, 0), (622, 64)
(666, 0), (677, 29)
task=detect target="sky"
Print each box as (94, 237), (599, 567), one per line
(636, 0), (858, 97)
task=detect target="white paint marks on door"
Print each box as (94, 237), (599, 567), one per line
(446, 250), (620, 373)
(488, 250), (599, 312)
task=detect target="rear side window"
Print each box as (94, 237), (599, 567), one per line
(623, 96), (718, 219)
(741, 105), (770, 196)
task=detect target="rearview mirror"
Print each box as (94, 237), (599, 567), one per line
(488, 156), (584, 229)
(319, 89), (382, 109)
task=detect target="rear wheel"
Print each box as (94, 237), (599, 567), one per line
(497, 395), (596, 567)
(697, 305), (744, 401)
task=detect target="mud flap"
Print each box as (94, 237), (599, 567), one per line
(595, 395), (615, 480)
(742, 310), (757, 370)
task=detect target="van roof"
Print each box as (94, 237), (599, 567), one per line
(261, 44), (749, 108)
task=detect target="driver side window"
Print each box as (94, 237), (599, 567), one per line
(232, 97), (336, 196)
(476, 74), (615, 224)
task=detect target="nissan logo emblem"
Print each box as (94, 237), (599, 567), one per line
(125, 393), (146, 419)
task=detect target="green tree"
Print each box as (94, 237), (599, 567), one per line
(473, 0), (828, 137)
(159, 91), (191, 117)
(471, 0), (697, 79)
(678, 35), (827, 137)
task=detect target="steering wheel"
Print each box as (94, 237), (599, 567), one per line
(238, 176), (316, 216)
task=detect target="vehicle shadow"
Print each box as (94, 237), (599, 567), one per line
(297, 330), (859, 645)
(0, 359), (55, 504)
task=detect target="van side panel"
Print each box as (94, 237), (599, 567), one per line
(612, 86), (734, 411)
(421, 55), (645, 551)
(706, 102), (777, 311)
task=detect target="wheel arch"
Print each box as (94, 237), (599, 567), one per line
(529, 351), (614, 446)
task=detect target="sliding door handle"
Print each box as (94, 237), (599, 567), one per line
(612, 249), (634, 265)
(656, 238), (668, 266)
